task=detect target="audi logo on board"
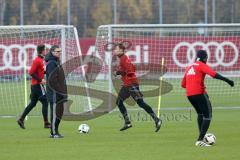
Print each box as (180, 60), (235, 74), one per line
(0, 41), (239, 72)
(172, 41), (239, 67)
(0, 44), (51, 71)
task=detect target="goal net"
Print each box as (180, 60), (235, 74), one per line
(95, 24), (240, 111)
(0, 25), (90, 116)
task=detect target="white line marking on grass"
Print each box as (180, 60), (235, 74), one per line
(112, 106), (240, 112)
(1, 106), (240, 118)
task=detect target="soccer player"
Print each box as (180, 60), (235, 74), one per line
(17, 44), (50, 129)
(113, 43), (162, 132)
(45, 45), (67, 138)
(181, 50), (234, 147)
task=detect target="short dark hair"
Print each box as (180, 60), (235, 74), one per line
(37, 44), (45, 54)
(50, 45), (60, 53)
(115, 43), (126, 51)
(197, 50), (207, 60)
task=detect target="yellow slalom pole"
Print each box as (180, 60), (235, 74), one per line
(157, 57), (165, 118)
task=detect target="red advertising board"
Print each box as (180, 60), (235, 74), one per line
(0, 37), (239, 76)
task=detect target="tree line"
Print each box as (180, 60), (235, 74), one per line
(0, 0), (239, 37)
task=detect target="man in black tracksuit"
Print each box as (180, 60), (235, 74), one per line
(45, 45), (67, 138)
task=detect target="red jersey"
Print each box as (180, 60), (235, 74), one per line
(29, 56), (45, 85)
(181, 61), (216, 96)
(118, 54), (138, 86)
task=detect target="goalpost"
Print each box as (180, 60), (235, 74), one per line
(0, 25), (91, 117)
(1, 24), (239, 117)
(95, 24), (240, 111)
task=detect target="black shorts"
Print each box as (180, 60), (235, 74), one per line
(30, 84), (47, 101)
(187, 93), (212, 119)
(117, 84), (143, 102)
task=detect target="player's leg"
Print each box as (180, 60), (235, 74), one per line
(17, 85), (39, 129)
(188, 94), (212, 147)
(39, 95), (50, 128)
(55, 100), (64, 134)
(37, 84), (50, 128)
(49, 95), (64, 138)
(49, 102), (56, 136)
(49, 102), (63, 138)
(130, 85), (162, 132)
(116, 86), (132, 131)
(136, 98), (162, 132)
(187, 95), (204, 132)
(197, 94), (212, 141)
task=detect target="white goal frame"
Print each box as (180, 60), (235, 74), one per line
(96, 23), (240, 109)
(0, 25), (92, 116)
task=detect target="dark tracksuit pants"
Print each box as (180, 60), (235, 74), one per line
(20, 84), (48, 122)
(116, 84), (159, 123)
(187, 93), (212, 140)
(49, 92), (64, 135)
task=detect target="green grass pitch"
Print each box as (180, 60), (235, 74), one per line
(0, 109), (240, 160)
(0, 77), (239, 160)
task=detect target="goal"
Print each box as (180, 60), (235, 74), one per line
(0, 25), (91, 116)
(95, 24), (240, 110)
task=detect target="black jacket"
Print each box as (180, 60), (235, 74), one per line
(45, 53), (67, 103)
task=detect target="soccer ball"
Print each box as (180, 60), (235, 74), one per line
(204, 133), (216, 145)
(78, 124), (90, 134)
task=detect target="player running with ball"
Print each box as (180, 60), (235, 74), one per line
(113, 42), (162, 132)
(181, 50), (234, 147)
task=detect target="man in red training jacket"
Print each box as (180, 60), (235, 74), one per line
(17, 44), (50, 129)
(181, 50), (234, 147)
(113, 43), (162, 132)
